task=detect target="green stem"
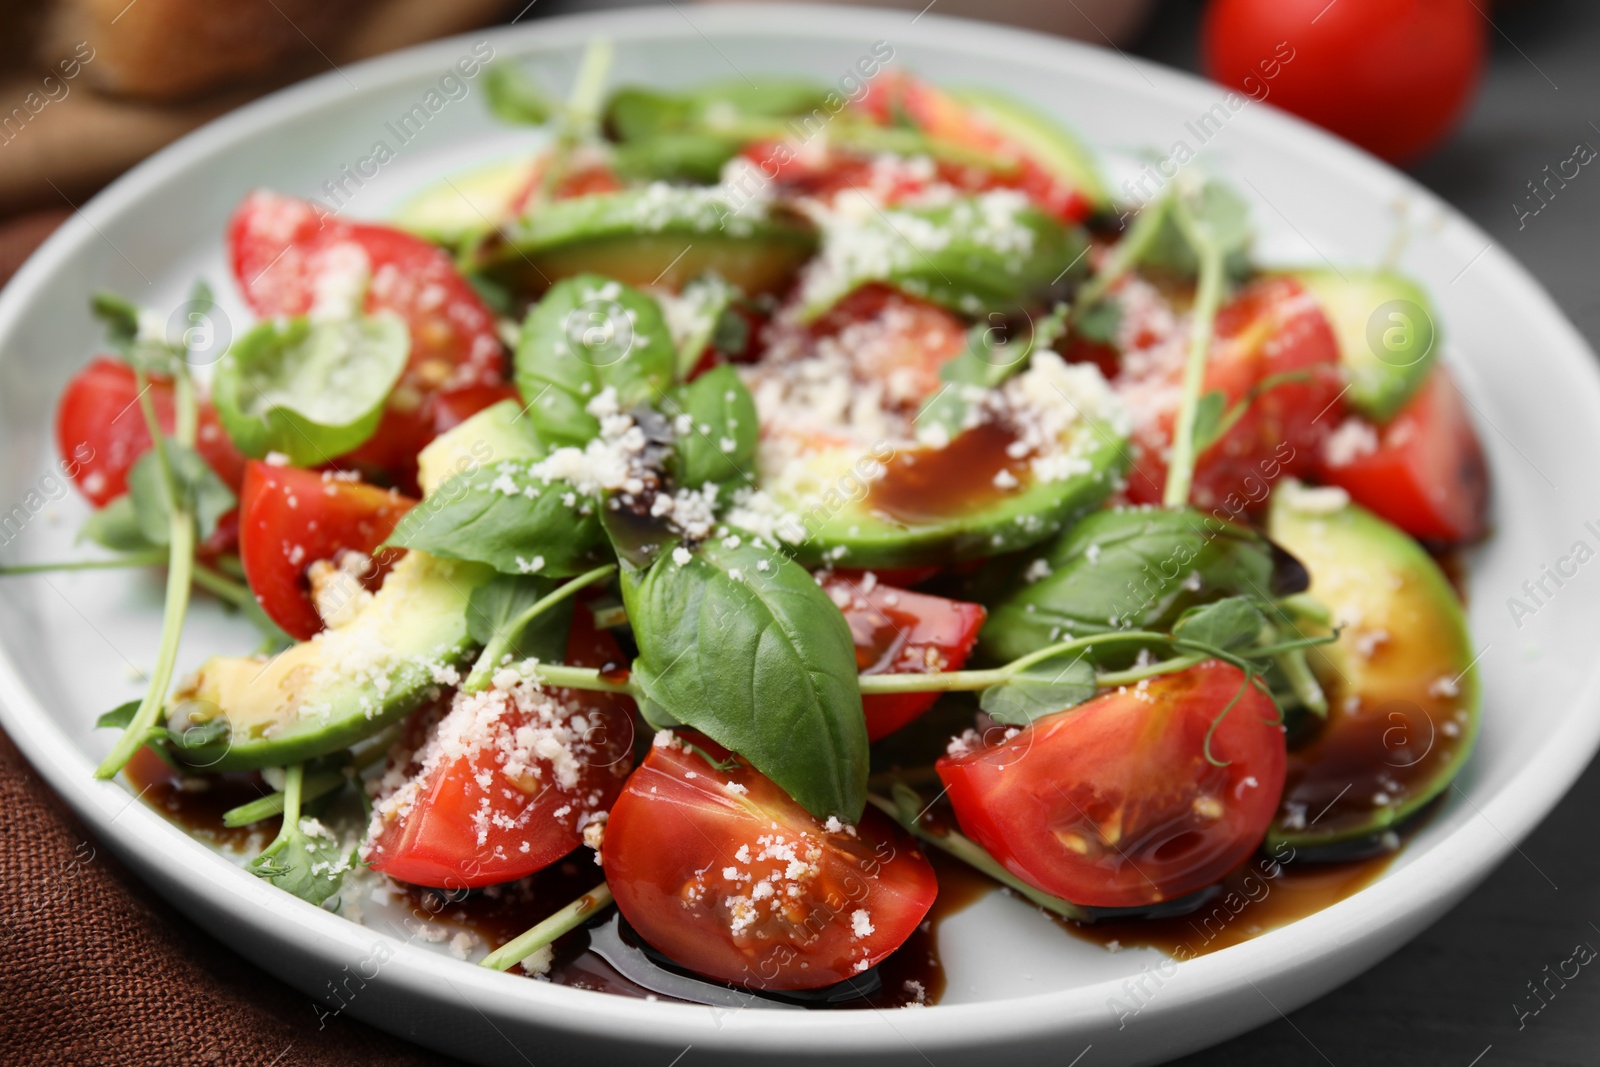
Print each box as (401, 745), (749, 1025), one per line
(225, 764), (332, 829)
(869, 787), (1089, 921)
(529, 663), (637, 695)
(1074, 194), (1171, 311)
(1095, 652), (1208, 688)
(96, 363), (200, 780)
(536, 39), (613, 207)
(0, 551), (167, 575)
(480, 882), (614, 972)
(464, 564), (617, 693)
(1162, 230), (1226, 508)
(191, 563), (253, 609)
(1274, 648), (1328, 717)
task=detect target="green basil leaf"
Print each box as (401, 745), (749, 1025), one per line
(621, 536), (868, 821)
(213, 314), (408, 467)
(981, 507), (1276, 663)
(980, 652), (1097, 726)
(603, 80), (831, 182)
(484, 62), (559, 126)
(385, 463), (609, 577)
(1074, 299), (1121, 345)
(96, 699), (142, 731)
(667, 274), (740, 379)
(513, 275), (676, 448)
(247, 819), (351, 906)
(126, 440), (237, 544)
(1172, 595), (1265, 651)
(664, 365), (757, 493)
(466, 573), (573, 663)
(78, 495), (158, 552)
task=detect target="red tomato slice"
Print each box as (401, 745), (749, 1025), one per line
(604, 735), (938, 990)
(56, 357), (247, 507)
(365, 608), (635, 889)
(228, 191), (505, 482)
(806, 284), (969, 409)
(1317, 366), (1488, 544)
(506, 158), (624, 216)
(1122, 275), (1344, 512)
(237, 461), (415, 640)
(938, 660), (1286, 909)
(821, 574), (985, 741)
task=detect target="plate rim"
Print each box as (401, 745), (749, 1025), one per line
(2, 3), (1598, 1059)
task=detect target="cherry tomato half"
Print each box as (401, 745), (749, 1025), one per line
(1123, 275), (1344, 512)
(1202, 0), (1485, 164)
(1318, 366), (1488, 544)
(228, 191), (505, 483)
(365, 607), (635, 889)
(821, 574), (985, 741)
(237, 461), (415, 640)
(808, 284), (969, 410)
(604, 736), (938, 990)
(938, 660), (1286, 908)
(56, 357), (247, 507)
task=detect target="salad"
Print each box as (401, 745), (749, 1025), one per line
(18, 41), (1489, 1002)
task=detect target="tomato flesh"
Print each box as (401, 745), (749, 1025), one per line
(365, 608), (635, 889)
(938, 660), (1286, 908)
(237, 461), (415, 640)
(806, 284), (969, 410)
(1318, 366), (1488, 544)
(1121, 275), (1344, 512)
(821, 574), (985, 741)
(605, 737), (938, 990)
(55, 357), (247, 507)
(228, 191), (505, 484)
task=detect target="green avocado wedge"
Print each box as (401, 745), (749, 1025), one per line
(1265, 481), (1480, 851)
(415, 398), (542, 496)
(1284, 268), (1439, 423)
(476, 185), (818, 298)
(748, 417), (1126, 571)
(392, 157), (534, 248)
(798, 195), (1090, 320)
(944, 85), (1111, 214)
(168, 552), (492, 771)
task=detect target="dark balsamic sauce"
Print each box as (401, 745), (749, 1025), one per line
(867, 422), (1029, 524)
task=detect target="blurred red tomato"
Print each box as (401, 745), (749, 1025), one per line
(1202, 0), (1485, 164)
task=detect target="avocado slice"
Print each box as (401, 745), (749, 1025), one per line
(748, 413), (1125, 571)
(392, 157), (534, 248)
(415, 398), (542, 496)
(1284, 268), (1439, 424)
(798, 195), (1090, 320)
(477, 186), (819, 298)
(1265, 481), (1480, 850)
(169, 552), (492, 771)
(944, 85), (1111, 214)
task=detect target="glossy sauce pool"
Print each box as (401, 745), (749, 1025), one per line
(867, 421), (1030, 524)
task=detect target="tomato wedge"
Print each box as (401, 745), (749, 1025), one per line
(56, 357), (247, 507)
(1122, 275), (1344, 512)
(1317, 366), (1488, 544)
(604, 736), (938, 990)
(938, 661), (1286, 909)
(821, 574), (985, 741)
(237, 461), (415, 640)
(228, 191), (505, 483)
(807, 284), (968, 409)
(365, 608), (635, 889)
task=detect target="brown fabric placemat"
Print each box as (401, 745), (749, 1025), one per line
(0, 214), (463, 1066)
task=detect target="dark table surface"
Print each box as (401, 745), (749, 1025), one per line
(1135, 2), (1600, 1064)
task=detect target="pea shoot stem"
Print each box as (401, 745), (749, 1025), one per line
(96, 365), (199, 780)
(480, 882), (614, 972)
(0, 551), (168, 575)
(1163, 206), (1227, 509)
(464, 563), (618, 693)
(868, 785), (1089, 922)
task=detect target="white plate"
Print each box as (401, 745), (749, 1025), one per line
(2, 6), (1597, 1065)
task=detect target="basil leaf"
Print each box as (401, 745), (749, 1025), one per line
(126, 440), (237, 544)
(980, 651), (1097, 726)
(981, 507), (1276, 663)
(1074, 299), (1121, 345)
(247, 819), (351, 906)
(484, 63), (559, 125)
(467, 573), (572, 663)
(664, 365), (757, 493)
(78, 495), (158, 552)
(668, 274), (740, 379)
(513, 275), (676, 448)
(604, 80), (831, 182)
(96, 699), (142, 731)
(1172, 595), (1265, 651)
(385, 463), (609, 577)
(213, 314), (408, 466)
(621, 537), (868, 821)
